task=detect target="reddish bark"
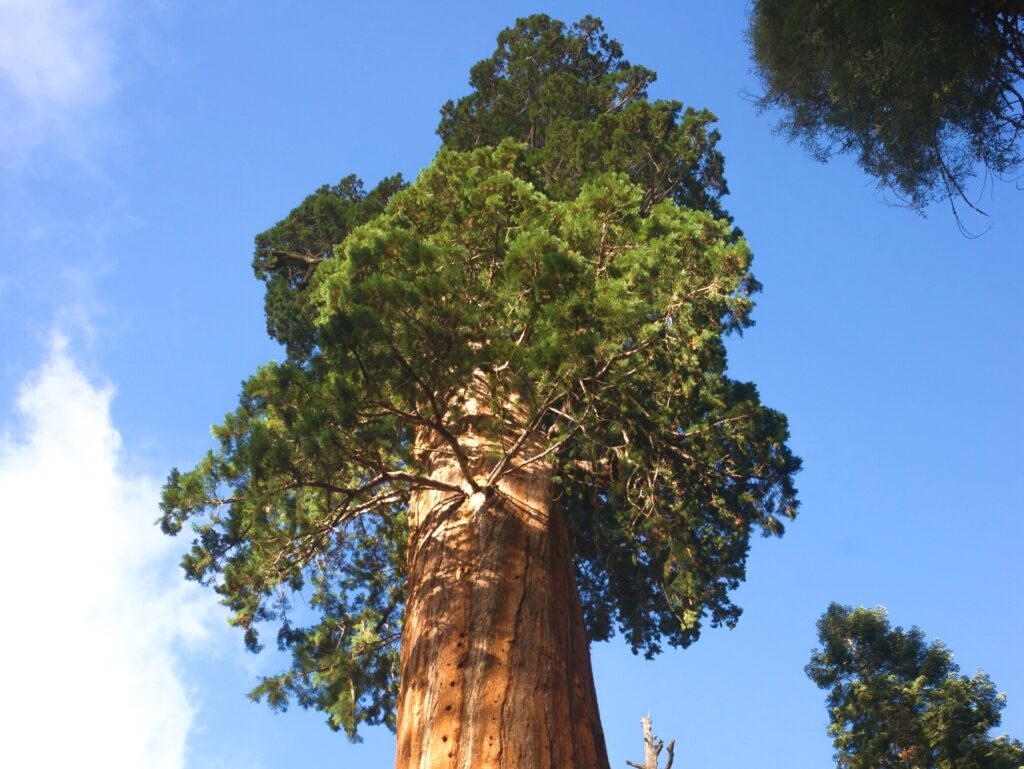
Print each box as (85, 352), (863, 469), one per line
(394, 374), (610, 769)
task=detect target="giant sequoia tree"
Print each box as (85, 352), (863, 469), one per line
(161, 16), (799, 769)
(749, 1), (1024, 215)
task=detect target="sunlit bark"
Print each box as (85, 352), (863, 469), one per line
(395, 373), (609, 769)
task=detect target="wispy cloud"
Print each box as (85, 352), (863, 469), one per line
(0, 335), (213, 768)
(0, 0), (117, 164)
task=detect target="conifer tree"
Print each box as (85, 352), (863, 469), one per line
(161, 16), (800, 768)
(749, 1), (1024, 216)
(808, 604), (1024, 769)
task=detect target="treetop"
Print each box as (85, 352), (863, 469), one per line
(160, 15), (800, 738)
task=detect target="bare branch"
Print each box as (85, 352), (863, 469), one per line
(626, 715), (676, 769)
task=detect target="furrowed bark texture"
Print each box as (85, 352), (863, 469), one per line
(395, 374), (610, 769)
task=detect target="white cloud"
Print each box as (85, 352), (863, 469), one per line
(0, 335), (213, 769)
(0, 0), (113, 108)
(0, 0), (116, 163)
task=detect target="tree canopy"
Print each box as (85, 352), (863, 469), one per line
(160, 15), (799, 739)
(439, 14), (731, 218)
(807, 603), (1024, 769)
(749, 1), (1024, 215)
(253, 173), (406, 359)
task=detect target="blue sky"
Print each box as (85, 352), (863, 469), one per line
(1, 1), (1021, 767)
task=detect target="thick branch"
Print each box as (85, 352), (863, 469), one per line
(386, 340), (479, 491)
(484, 385), (564, 487)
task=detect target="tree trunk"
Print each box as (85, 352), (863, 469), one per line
(395, 373), (610, 769)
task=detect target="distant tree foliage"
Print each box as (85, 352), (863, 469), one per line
(749, 1), (1024, 214)
(808, 603), (1024, 769)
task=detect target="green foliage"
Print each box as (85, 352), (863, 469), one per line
(160, 358), (409, 737)
(161, 15), (800, 738)
(749, 1), (1024, 213)
(438, 15), (655, 150)
(254, 174), (405, 358)
(808, 603), (1024, 769)
(440, 14), (731, 218)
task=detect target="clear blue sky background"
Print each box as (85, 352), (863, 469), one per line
(1, 2), (1021, 768)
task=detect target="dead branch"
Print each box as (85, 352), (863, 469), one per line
(626, 714), (675, 769)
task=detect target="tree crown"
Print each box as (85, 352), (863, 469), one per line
(808, 603), (1024, 769)
(439, 14), (731, 218)
(161, 16), (800, 739)
(749, 1), (1024, 218)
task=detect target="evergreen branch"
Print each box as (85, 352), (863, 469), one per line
(385, 340), (479, 491)
(505, 422), (582, 474)
(484, 385), (565, 487)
